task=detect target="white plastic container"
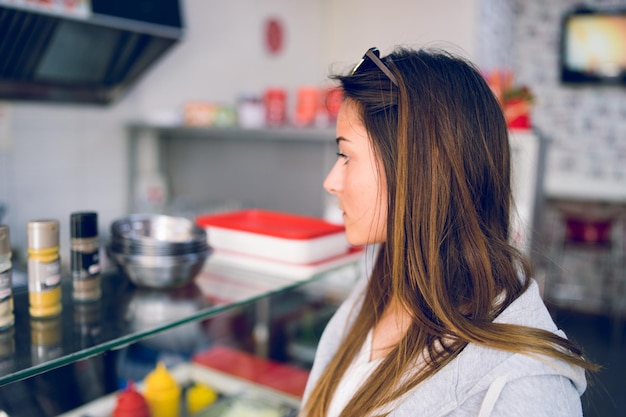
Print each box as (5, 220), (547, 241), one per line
(196, 209), (349, 264)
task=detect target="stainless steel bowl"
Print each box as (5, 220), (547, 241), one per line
(108, 239), (208, 256)
(110, 214), (208, 255)
(108, 214), (211, 288)
(108, 247), (211, 288)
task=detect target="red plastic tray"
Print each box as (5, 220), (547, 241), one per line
(196, 209), (344, 240)
(193, 345), (310, 398)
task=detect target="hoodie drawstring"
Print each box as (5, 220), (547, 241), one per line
(477, 374), (510, 417)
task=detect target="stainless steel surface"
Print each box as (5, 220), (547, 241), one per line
(0, 1), (183, 104)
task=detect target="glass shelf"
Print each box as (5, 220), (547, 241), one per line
(0, 263), (338, 387)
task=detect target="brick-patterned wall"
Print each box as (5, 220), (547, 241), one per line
(477, 0), (516, 71)
(514, 0), (626, 192)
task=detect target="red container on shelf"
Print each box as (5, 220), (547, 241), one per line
(504, 99), (531, 130)
(324, 87), (343, 122)
(294, 87), (320, 127)
(264, 88), (287, 127)
(193, 345), (310, 399)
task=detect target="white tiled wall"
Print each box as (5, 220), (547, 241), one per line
(0, 103), (133, 263)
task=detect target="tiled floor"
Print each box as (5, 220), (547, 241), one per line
(551, 308), (626, 417)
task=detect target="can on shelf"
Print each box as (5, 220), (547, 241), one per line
(71, 212), (101, 302)
(27, 219), (62, 318)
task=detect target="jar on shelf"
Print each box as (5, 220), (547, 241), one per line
(71, 212), (101, 302)
(0, 225), (14, 330)
(27, 219), (62, 318)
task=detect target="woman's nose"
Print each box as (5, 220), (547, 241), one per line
(323, 161), (341, 195)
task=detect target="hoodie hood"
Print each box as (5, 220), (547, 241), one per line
(303, 279), (587, 417)
(393, 280), (587, 416)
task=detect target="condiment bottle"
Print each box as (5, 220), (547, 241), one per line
(113, 380), (150, 417)
(144, 361), (181, 417)
(70, 212), (101, 302)
(0, 225), (14, 329)
(264, 88), (287, 127)
(295, 86), (320, 127)
(186, 382), (218, 415)
(27, 220), (62, 318)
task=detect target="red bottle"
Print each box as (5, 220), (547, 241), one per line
(113, 380), (150, 417)
(264, 88), (287, 127)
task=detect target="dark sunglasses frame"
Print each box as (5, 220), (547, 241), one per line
(351, 47), (398, 86)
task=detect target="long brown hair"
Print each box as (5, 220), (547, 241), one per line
(302, 47), (597, 417)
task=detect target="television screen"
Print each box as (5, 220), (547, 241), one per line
(560, 8), (626, 85)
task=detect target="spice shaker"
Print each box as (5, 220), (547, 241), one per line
(27, 219), (62, 318)
(0, 225), (14, 329)
(70, 212), (101, 302)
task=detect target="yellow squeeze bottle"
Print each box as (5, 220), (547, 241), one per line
(186, 382), (217, 415)
(27, 220), (62, 318)
(144, 361), (181, 417)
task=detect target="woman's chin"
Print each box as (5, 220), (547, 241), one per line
(345, 236), (361, 247)
(345, 233), (367, 247)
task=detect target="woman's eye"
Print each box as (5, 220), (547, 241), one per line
(336, 152), (350, 163)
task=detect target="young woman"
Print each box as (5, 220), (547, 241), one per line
(300, 47), (597, 417)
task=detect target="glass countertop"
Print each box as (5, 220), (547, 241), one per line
(0, 263), (338, 387)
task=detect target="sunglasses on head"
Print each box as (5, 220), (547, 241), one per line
(351, 47), (398, 87)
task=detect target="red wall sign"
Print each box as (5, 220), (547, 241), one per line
(265, 18), (284, 55)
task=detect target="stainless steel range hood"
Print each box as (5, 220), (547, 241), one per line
(0, 0), (184, 105)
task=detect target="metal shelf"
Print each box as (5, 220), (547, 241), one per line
(128, 124), (336, 143)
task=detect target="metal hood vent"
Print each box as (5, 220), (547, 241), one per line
(0, 0), (184, 105)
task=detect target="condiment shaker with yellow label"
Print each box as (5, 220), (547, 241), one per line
(27, 220), (62, 318)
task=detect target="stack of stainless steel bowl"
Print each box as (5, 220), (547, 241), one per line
(108, 214), (211, 288)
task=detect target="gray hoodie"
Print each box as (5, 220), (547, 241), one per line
(302, 278), (587, 416)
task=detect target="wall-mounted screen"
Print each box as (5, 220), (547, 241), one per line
(560, 7), (626, 85)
